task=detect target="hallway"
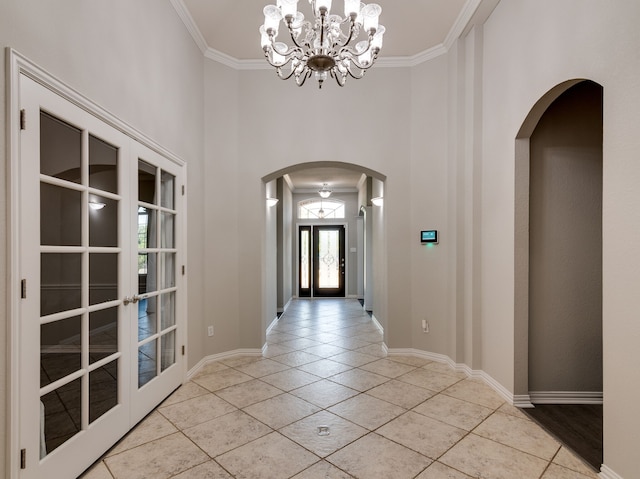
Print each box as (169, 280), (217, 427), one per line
(82, 299), (597, 479)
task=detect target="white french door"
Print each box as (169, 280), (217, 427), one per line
(17, 74), (185, 479)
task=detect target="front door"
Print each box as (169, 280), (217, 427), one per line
(17, 74), (184, 478)
(299, 225), (346, 297)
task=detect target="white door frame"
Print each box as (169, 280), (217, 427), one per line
(5, 48), (188, 479)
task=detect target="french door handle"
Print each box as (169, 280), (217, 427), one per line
(123, 294), (141, 305)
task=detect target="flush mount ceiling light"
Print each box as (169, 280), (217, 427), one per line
(318, 183), (332, 198)
(266, 197), (280, 207)
(89, 201), (106, 210)
(260, 0), (385, 88)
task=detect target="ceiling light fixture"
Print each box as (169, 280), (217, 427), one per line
(89, 201), (106, 210)
(267, 197), (280, 207)
(260, 0), (385, 88)
(318, 183), (332, 198)
(371, 196), (383, 206)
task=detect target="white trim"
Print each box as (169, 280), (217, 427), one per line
(371, 314), (384, 334)
(186, 349), (263, 380)
(266, 315), (280, 335)
(174, 0), (482, 69)
(513, 395), (535, 408)
(529, 391), (603, 405)
(599, 465), (624, 479)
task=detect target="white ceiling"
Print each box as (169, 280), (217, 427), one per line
(174, 0), (487, 190)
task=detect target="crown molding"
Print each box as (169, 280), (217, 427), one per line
(175, 0), (484, 70)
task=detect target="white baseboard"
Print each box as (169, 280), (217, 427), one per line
(599, 465), (624, 479)
(529, 391), (603, 405)
(513, 395), (535, 408)
(371, 314), (384, 333)
(266, 316), (280, 335)
(187, 349), (262, 379)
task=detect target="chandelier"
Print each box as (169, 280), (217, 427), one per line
(260, 0), (385, 88)
(318, 183), (332, 198)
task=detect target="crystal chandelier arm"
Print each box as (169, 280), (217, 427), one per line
(330, 69), (347, 87)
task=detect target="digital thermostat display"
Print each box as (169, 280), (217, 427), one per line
(420, 230), (438, 244)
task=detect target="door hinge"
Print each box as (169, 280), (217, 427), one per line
(181, 265), (185, 275)
(181, 345), (185, 356)
(20, 109), (26, 130)
(20, 448), (26, 469)
(21, 279), (27, 299)
(182, 185), (185, 196)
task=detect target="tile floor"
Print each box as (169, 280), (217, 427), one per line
(82, 299), (599, 479)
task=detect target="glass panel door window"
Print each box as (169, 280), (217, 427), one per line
(298, 225), (346, 298)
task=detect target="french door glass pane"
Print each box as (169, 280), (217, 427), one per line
(138, 160), (156, 204)
(40, 316), (81, 387)
(161, 292), (175, 329)
(138, 297), (157, 341)
(89, 307), (118, 364)
(89, 195), (118, 247)
(161, 212), (175, 248)
(41, 253), (82, 316)
(40, 111), (82, 183)
(161, 170), (175, 209)
(138, 207), (157, 249)
(89, 362), (118, 424)
(89, 134), (118, 193)
(40, 183), (81, 246)
(318, 230), (340, 288)
(160, 253), (176, 289)
(138, 341), (157, 388)
(161, 331), (176, 371)
(139, 253), (157, 294)
(41, 378), (82, 457)
(89, 253), (118, 305)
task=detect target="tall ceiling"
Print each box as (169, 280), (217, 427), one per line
(175, 0), (480, 191)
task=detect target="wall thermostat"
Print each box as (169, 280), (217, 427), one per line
(420, 230), (438, 244)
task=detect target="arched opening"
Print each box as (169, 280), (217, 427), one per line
(261, 161), (387, 341)
(514, 80), (603, 470)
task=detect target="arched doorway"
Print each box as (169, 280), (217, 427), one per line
(261, 161), (387, 341)
(514, 80), (603, 469)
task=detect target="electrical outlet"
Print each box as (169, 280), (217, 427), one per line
(422, 319), (430, 333)
(207, 325), (214, 337)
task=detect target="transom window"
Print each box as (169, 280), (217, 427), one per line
(298, 199), (345, 219)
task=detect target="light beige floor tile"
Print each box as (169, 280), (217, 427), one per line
(329, 369), (390, 392)
(552, 447), (598, 477)
(354, 331), (383, 343)
(297, 358), (354, 378)
(328, 394), (405, 430)
(158, 393), (236, 429)
(280, 410), (368, 457)
(281, 337), (322, 350)
(104, 432), (209, 479)
(329, 351), (379, 367)
(474, 412), (560, 460)
(183, 410), (272, 457)
(415, 461), (473, 479)
(440, 434), (548, 479)
(244, 393), (320, 429)
(359, 358), (416, 378)
(214, 378), (282, 408)
(160, 381), (209, 407)
(191, 368), (253, 392)
(260, 369), (321, 391)
(290, 379), (360, 409)
(233, 358), (291, 378)
(397, 368), (462, 392)
(496, 402), (532, 420)
(377, 411), (467, 459)
(423, 362), (468, 379)
(271, 350), (324, 367)
(366, 379), (436, 409)
(265, 332), (299, 344)
(327, 433), (432, 479)
(412, 394), (493, 431)
(328, 337), (371, 350)
(219, 355), (262, 368)
(262, 343), (295, 357)
(196, 361), (230, 375)
(170, 460), (233, 478)
(441, 379), (505, 409)
(542, 463), (597, 479)
(291, 460), (354, 478)
(216, 432), (319, 479)
(354, 343), (387, 358)
(79, 461), (113, 479)
(387, 355), (433, 368)
(303, 343), (347, 358)
(106, 411), (178, 456)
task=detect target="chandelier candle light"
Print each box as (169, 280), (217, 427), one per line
(260, 0), (385, 88)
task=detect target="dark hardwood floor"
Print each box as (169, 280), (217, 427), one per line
(524, 404), (602, 471)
